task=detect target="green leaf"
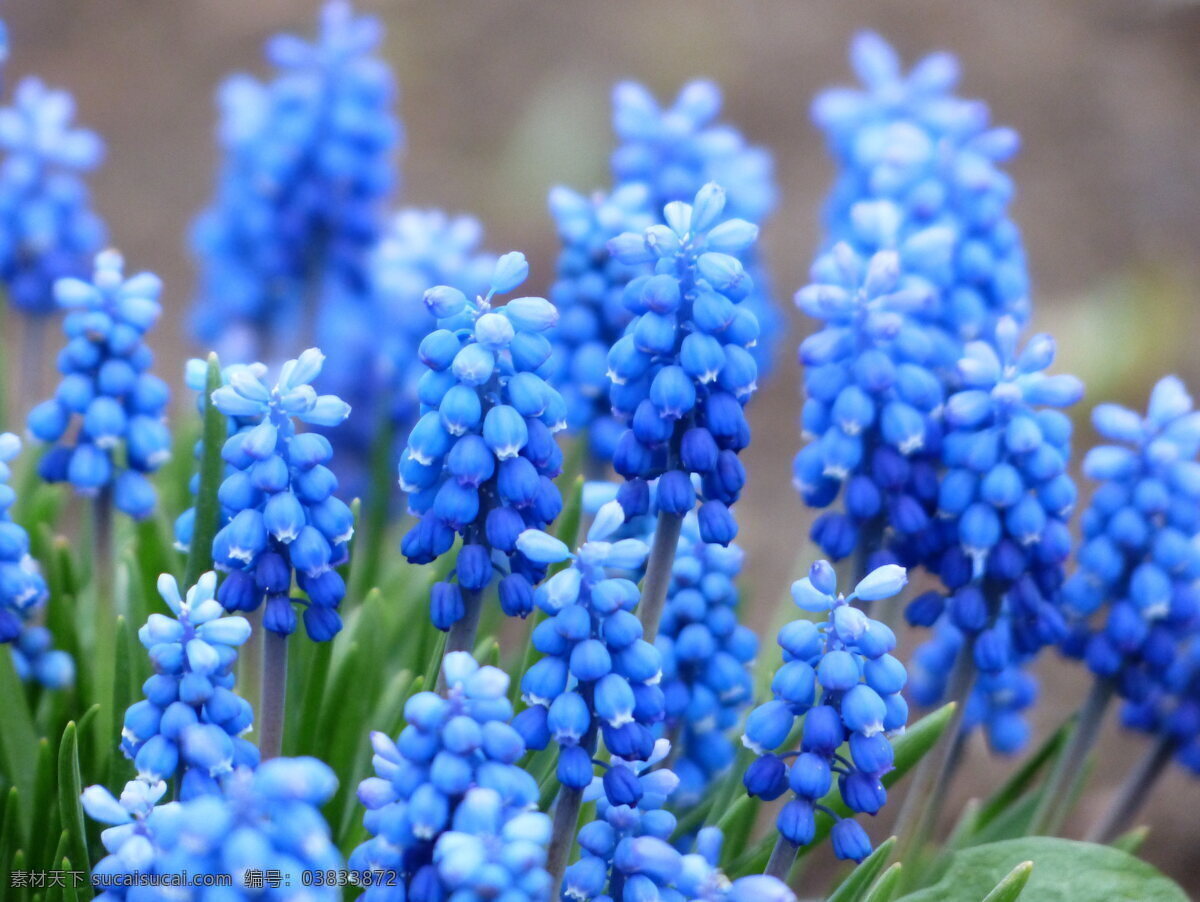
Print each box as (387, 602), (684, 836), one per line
(828, 837), (897, 902)
(863, 863), (904, 902)
(56, 723), (89, 900)
(184, 353), (225, 587)
(980, 860), (1033, 902)
(970, 720), (1069, 838)
(0, 650), (37, 837)
(894, 838), (1187, 902)
(1110, 826), (1148, 855)
(0, 786), (17, 891)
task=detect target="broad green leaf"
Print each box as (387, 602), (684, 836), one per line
(184, 353), (225, 587)
(0, 650), (37, 837)
(895, 838), (1187, 902)
(981, 860), (1033, 902)
(863, 862), (904, 902)
(828, 837), (897, 902)
(56, 722), (89, 899)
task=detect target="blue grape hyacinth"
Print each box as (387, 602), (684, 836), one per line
(1061, 376), (1200, 700)
(27, 250), (171, 519)
(813, 32), (1030, 350)
(83, 757), (342, 899)
(206, 348), (354, 640)
(1123, 635), (1200, 777)
(512, 500), (663, 785)
(398, 251), (566, 633)
(611, 79), (782, 374)
(656, 511), (757, 805)
(606, 182), (760, 545)
(743, 561), (909, 863)
(792, 236), (945, 564)
(0, 75), (106, 314)
(350, 652), (552, 901)
(119, 572), (258, 799)
(906, 316), (1081, 707)
(0, 432), (71, 688)
(191, 0), (399, 360)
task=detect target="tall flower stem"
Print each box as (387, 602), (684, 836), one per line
(436, 589), (484, 693)
(764, 835), (800, 882)
(240, 607), (265, 743)
(92, 488), (116, 622)
(259, 629), (289, 760)
(1029, 678), (1115, 835)
(893, 642), (974, 872)
(546, 687), (599, 897)
(639, 511), (684, 643)
(1086, 732), (1174, 844)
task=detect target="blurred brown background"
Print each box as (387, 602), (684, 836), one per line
(6, 0), (1200, 891)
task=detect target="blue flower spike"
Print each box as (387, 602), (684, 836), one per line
(350, 651), (552, 901)
(83, 758), (342, 898)
(0, 74), (106, 315)
(119, 571), (258, 799)
(27, 250), (170, 519)
(744, 561), (909, 871)
(0, 432), (71, 688)
(205, 347), (354, 641)
(191, 0), (400, 362)
(398, 251), (567, 651)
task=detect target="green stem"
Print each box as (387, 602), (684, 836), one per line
(1086, 731), (1174, 844)
(639, 511), (684, 643)
(1029, 677), (1114, 835)
(436, 588), (483, 691)
(546, 685), (599, 897)
(764, 835), (800, 882)
(259, 629), (289, 760)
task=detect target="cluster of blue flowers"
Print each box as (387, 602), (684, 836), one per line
(0, 432), (71, 687)
(1123, 636), (1200, 776)
(191, 0), (399, 361)
(792, 235), (944, 563)
(657, 511), (757, 805)
(193, 348), (353, 640)
(350, 652), (552, 901)
(607, 183), (759, 545)
(84, 757), (342, 899)
(119, 572), (258, 799)
(743, 562), (909, 862)
(547, 80), (781, 466)
(813, 32), (1030, 350)
(27, 250), (171, 519)
(0, 73), (105, 314)
(398, 252), (567, 630)
(1061, 376), (1200, 701)
(512, 500), (662, 788)
(904, 317), (1080, 729)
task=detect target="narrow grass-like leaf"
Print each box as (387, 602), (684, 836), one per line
(828, 837), (897, 902)
(183, 353), (224, 587)
(863, 862), (905, 902)
(1111, 825), (1149, 855)
(0, 651), (37, 837)
(973, 721), (1069, 836)
(56, 722), (88, 898)
(0, 786), (18, 891)
(980, 860), (1034, 902)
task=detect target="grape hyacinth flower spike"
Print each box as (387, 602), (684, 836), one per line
(207, 346), (352, 758)
(83, 757), (342, 898)
(398, 250), (566, 654)
(350, 651), (552, 901)
(191, 0), (399, 362)
(27, 249), (171, 520)
(0, 74), (106, 316)
(607, 181), (761, 640)
(743, 561), (909, 874)
(512, 499), (663, 888)
(792, 235), (944, 569)
(1033, 375), (1200, 834)
(0, 432), (71, 688)
(119, 572), (258, 800)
